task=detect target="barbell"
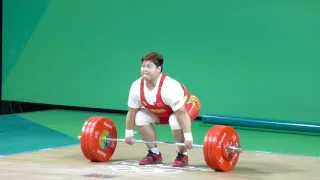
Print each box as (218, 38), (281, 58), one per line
(78, 116), (243, 172)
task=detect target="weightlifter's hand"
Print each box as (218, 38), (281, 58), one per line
(125, 129), (135, 145)
(184, 132), (193, 149)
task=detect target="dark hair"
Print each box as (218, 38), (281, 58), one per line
(141, 52), (164, 72)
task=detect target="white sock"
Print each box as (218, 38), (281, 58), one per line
(151, 147), (160, 154)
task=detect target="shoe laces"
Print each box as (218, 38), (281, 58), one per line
(145, 150), (154, 157)
(175, 152), (184, 160)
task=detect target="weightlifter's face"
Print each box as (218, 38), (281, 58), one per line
(141, 60), (161, 82)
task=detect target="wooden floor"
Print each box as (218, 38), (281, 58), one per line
(0, 142), (319, 180)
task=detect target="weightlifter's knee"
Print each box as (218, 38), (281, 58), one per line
(135, 108), (157, 126)
(169, 114), (181, 130)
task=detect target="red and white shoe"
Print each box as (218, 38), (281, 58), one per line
(172, 152), (188, 167)
(139, 150), (163, 165)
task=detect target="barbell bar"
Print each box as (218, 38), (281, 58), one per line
(77, 136), (243, 153)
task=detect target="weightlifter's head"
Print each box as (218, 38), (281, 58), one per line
(140, 52), (164, 83)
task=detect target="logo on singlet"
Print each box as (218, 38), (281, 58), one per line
(173, 100), (180, 106)
(150, 109), (166, 113)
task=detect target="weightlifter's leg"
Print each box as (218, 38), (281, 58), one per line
(169, 114), (189, 167)
(138, 124), (157, 149)
(135, 109), (162, 165)
(172, 129), (186, 153)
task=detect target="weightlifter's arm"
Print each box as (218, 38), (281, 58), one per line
(125, 108), (139, 145)
(125, 107), (139, 131)
(163, 80), (193, 149)
(126, 80), (141, 142)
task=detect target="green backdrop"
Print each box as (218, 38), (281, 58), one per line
(3, 0), (320, 123)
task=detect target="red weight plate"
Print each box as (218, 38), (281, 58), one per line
(203, 127), (215, 169)
(87, 117), (118, 162)
(208, 125), (225, 171)
(80, 119), (89, 160)
(207, 125), (221, 170)
(84, 116), (100, 161)
(86, 116), (100, 162)
(222, 135), (240, 161)
(209, 125), (241, 172)
(80, 116), (98, 161)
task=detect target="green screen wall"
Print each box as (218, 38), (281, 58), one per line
(3, 0), (320, 123)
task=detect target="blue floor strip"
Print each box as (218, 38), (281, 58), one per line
(0, 114), (79, 156)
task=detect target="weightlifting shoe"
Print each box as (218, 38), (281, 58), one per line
(172, 152), (188, 167)
(139, 150), (163, 165)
